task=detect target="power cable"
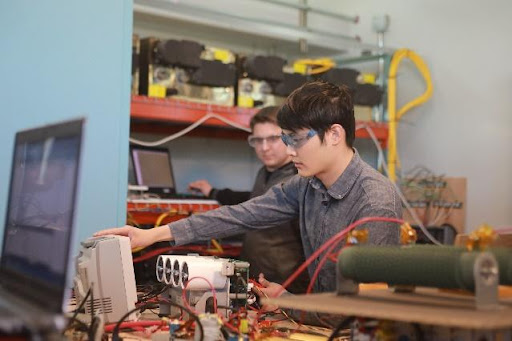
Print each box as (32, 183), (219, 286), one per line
(111, 300), (203, 341)
(129, 112), (251, 147)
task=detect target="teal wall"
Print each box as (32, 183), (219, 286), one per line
(0, 1), (133, 250)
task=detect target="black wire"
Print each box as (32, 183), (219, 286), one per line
(66, 287), (92, 330)
(220, 325), (231, 340)
(327, 316), (354, 341)
(154, 283), (172, 297)
(111, 303), (157, 341)
(89, 287), (94, 325)
(234, 275), (247, 310)
(138, 283), (169, 302)
(89, 316), (102, 341)
(235, 275), (244, 303)
(136, 283), (157, 299)
(66, 317), (90, 334)
(111, 299), (204, 341)
(88, 287), (95, 341)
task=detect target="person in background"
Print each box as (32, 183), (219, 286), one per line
(96, 81), (401, 313)
(188, 106), (309, 294)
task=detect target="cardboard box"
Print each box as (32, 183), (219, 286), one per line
(354, 105), (373, 121)
(401, 177), (466, 233)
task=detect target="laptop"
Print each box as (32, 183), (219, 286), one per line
(0, 118), (84, 336)
(130, 145), (204, 199)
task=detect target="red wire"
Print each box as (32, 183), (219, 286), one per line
(306, 242), (340, 294)
(307, 217), (404, 294)
(307, 233), (365, 294)
(249, 278), (263, 288)
(181, 276), (218, 313)
(104, 320), (165, 332)
(277, 216), (404, 297)
(220, 317), (239, 334)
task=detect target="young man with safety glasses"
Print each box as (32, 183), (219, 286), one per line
(96, 81), (401, 297)
(187, 106), (309, 294)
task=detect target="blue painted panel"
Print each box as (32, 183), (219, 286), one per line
(0, 1), (133, 251)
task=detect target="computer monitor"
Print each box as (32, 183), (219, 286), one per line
(130, 146), (176, 196)
(0, 118), (84, 313)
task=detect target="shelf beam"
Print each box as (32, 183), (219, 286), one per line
(131, 96), (256, 129)
(130, 96), (388, 146)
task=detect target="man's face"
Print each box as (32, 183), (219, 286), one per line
(281, 128), (330, 178)
(250, 122), (291, 171)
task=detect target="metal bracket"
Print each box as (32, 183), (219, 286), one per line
(474, 252), (500, 310)
(337, 273), (359, 295)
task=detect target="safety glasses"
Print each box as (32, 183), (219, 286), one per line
(280, 129), (317, 149)
(247, 135), (282, 148)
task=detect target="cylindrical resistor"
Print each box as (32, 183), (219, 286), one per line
(170, 255), (191, 287)
(163, 256), (174, 285)
(338, 245), (512, 290)
(155, 255), (190, 287)
(156, 255), (165, 283)
(181, 257), (228, 290)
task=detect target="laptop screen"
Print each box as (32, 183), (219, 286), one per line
(131, 146), (176, 194)
(0, 119), (84, 312)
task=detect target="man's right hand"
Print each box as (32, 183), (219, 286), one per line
(93, 225), (172, 250)
(254, 273), (289, 312)
(188, 180), (213, 197)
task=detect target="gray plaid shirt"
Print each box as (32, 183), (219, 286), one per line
(169, 150), (401, 292)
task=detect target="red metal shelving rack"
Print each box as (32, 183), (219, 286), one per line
(130, 95), (389, 146)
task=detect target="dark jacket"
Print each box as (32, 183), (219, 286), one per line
(210, 162), (309, 293)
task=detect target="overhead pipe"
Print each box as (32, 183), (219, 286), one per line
(298, 0), (308, 53)
(254, 0), (359, 23)
(135, 0), (359, 42)
(134, 0), (377, 52)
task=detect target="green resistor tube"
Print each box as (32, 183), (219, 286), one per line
(338, 245), (512, 290)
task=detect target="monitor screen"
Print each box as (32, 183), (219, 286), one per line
(1, 119), (83, 311)
(131, 147), (175, 189)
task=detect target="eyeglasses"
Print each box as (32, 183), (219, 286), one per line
(247, 135), (282, 148)
(281, 129), (317, 149)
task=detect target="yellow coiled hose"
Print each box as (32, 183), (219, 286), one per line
(387, 49), (433, 182)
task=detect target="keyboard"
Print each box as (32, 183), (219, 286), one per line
(161, 193), (206, 200)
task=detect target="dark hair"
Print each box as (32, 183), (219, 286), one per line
(249, 106), (280, 131)
(277, 80), (355, 147)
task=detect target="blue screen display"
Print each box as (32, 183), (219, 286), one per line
(3, 135), (80, 287)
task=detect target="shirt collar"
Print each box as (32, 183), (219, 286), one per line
(309, 149), (363, 200)
(266, 161), (296, 175)
(279, 161), (297, 173)
(265, 162), (296, 181)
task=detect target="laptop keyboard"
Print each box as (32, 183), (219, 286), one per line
(161, 193), (206, 200)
